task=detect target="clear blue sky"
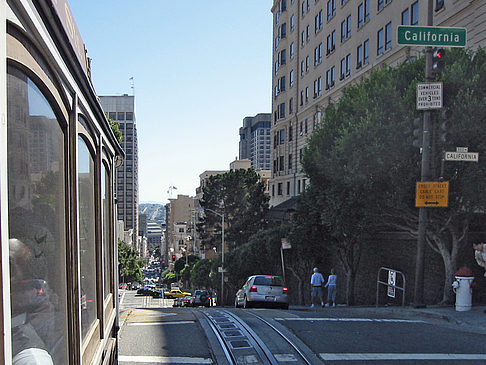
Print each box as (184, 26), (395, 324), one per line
(68, 0), (273, 203)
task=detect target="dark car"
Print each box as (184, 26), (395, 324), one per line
(235, 275), (289, 309)
(137, 285), (155, 296)
(190, 290), (211, 307)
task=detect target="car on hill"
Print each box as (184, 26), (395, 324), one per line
(234, 275), (289, 309)
(190, 289), (212, 307)
(163, 288), (191, 299)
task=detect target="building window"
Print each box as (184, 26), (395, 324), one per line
(290, 42), (295, 59)
(279, 129), (286, 144)
(306, 56), (310, 72)
(291, 14), (295, 30)
(126, 112), (133, 120)
(301, 30), (305, 46)
(289, 97), (293, 114)
(301, 61), (305, 76)
(280, 23), (287, 39)
(377, 27), (384, 55)
(401, 8), (409, 25)
(315, 10), (323, 32)
(340, 57), (346, 80)
(306, 25), (310, 41)
(288, 154), (293, 170)
(411, 1), (419, 25)
(357, 44), (363, 68)
(278, 183), (283, 195)
(327, 0), (336, 20)
(364, 39), (369, 64)
(305, 87), (309, 102)
(109, 112), (116, 120)
(358, 3), (364, 28)
(385, 21), (392, 50)
(435, 0), (444, 12)
(326, 66), (335, 89)
(327, 30), (336, 55)
(286, 181), (291, 195)
(279, 49), (286, 65)
(279, 103), (286, 118)
(298, 179), (301, 193)
(272, 184), (275, 196)
(290, 70), (294, 86)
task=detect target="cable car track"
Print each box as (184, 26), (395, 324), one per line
(201, 309), (314, 365)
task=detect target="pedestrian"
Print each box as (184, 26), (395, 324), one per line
(324, 268), (337, 307)
(473, 242), (486, 277)
(310, 267), (325, 308)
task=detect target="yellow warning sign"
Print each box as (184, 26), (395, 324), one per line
(416, 181), (449, 207)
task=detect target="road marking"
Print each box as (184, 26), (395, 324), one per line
(119, 355), (212, 363)
(275, 353), (298, 361)
(319, 353), (486, 361)
(275, 317), (424, 323)
(127, 320), (195, 326)
(119, 291), (126, 306)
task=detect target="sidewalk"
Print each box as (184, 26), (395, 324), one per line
(292, 304), (486, 335)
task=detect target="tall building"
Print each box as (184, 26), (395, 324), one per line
(270, 0), (486, 208)
(239, 113), (272, 170)
(100, 95), (139, 242)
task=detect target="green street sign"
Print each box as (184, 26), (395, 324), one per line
(397, 26), (466, 47)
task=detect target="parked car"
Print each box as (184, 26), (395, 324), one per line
(137, 284), (155, 296)
(163, 289), (191, 299)
(151, 289), (163, 298)
(234, 275), (289, 309)
(190, 289), (211, 307)
(181, 295), (192, 307)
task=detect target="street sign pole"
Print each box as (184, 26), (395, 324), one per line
(414, 0), (433, 309)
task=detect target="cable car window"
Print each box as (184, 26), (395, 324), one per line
(7, 68), (68, 364)
(77, 135), (98, 340)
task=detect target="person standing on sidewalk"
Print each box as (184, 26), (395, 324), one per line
(310, 267), (325, 308)
(473, 242), (486, 277)
(324, 268), (337, 307)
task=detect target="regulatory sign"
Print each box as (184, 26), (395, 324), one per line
(397, 26), (467, 47)
(416, 181), (449, 207)
(387, 270), (396, 298)
(417, 82), (442, 110)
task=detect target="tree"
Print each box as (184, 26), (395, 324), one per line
(190, 259), (217, 289)
(198, 169), (269, 251)
(300, 48), (486, 304)
(118, 240), (145, 283)
(108, 118), (123, 144)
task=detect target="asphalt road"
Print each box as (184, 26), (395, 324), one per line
(118, 291), (486, 364)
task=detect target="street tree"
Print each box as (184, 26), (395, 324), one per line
(118, 240), (145, 283)
(198, 169), (269, 251)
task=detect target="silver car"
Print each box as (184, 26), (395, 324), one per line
(234, 275), (289, 309)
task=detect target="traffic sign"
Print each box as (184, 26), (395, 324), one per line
(445, 147), (478, 162)
(397, 26), (467, 47)
(416, 181), (449, 207)
(417, 82), (442, 110)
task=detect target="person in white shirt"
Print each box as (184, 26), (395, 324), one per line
(473, 242), (486, 277)
(324, 268), (338, 307)
(310, 267), (325, 308)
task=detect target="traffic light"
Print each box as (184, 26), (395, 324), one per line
(439, 108), (451, 143)
(432, 48), (446, 75)
(171, 255), (176, 262)
(412, 117), (423, 148)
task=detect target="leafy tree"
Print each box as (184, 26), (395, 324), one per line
(198, 169), (269, 252)
(118, 240), (145, 283)
(108, 118), (123, 144)
(300, 48), (486, 304)
(190, 259), (217, 289)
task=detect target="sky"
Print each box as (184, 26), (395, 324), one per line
(68, 0), (273, 204)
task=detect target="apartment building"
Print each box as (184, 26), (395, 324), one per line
(100, 95), (140, 243)
(239, 113), (272, 170)
(270, 0), (486, 207)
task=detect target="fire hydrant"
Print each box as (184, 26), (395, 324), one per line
(452, 266), (474, 312)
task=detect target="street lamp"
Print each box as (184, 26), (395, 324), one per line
(205, 208), (225, 306)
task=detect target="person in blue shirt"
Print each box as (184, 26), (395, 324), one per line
(324, 268), (337, 307)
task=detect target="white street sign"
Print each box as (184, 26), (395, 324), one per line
(445, 151), (478, 162)
(387, 270), (396, 298)
(417, 82), (442, 110)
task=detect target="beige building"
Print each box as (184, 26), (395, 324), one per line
(166, 195), (198, 266)
(270, 0), (486, 207)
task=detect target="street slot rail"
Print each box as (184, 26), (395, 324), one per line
(202, 309), (313, 365)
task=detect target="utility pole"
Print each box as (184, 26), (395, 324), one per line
(413, 0), (433, 308)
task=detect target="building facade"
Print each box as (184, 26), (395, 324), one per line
(239, 113), (272, 170)
(99, 95), (139, 243)
(270, 0), (486, 207)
